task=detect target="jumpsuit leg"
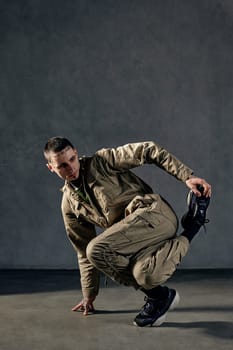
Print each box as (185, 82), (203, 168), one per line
(86, 194), (189, 289)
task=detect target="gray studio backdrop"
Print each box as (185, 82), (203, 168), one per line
(0, 0), (232, 269)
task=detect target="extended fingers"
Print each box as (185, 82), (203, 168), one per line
(72, 302), (84, 312)
(72, 301), (95, 315)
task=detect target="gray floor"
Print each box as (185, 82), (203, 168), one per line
(0, 270), (232, 350)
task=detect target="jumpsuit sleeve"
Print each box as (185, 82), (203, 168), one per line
(96, 141), (193, 182)
(61, 195), (100, 299)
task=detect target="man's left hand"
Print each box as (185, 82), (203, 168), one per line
(185, 176), (212, 197)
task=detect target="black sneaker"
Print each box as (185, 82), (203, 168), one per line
(181, 185), (210, 230)
(133, 288), (180, 327)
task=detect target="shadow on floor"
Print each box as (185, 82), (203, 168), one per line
(0, 269), (232, 295)
(92, 305), (233, 314)
(162, 321), (233, 340)
(0, 270), (82, 294)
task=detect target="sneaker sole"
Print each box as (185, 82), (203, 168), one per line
(169, 290), (180, 310)
(187, 191), (198, 217)
(153, 291), (180, 326)
(133, 291), (180, 327)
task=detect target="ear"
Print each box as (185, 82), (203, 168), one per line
(46, 163), (54, 173)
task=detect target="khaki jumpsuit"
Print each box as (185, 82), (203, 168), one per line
(61, 142), (191, 299)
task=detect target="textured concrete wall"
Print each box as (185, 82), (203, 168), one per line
(0, 0), (232, 268)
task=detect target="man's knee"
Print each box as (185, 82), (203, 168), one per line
(132, 237), (189, 288)
(132, 258), (164, 288)
(86, 239), (106, 266)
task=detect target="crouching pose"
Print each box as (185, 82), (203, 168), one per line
(44, 137), (211, 327)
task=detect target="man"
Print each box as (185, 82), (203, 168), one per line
(44, 137), (211, 327)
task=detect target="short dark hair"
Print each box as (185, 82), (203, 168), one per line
(44, 136), (74, 162)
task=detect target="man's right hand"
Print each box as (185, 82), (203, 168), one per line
(72, 297), (96, 316)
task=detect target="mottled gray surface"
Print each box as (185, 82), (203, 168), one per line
(0, 270), (232, 350)
(0, 0), (232, 268)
